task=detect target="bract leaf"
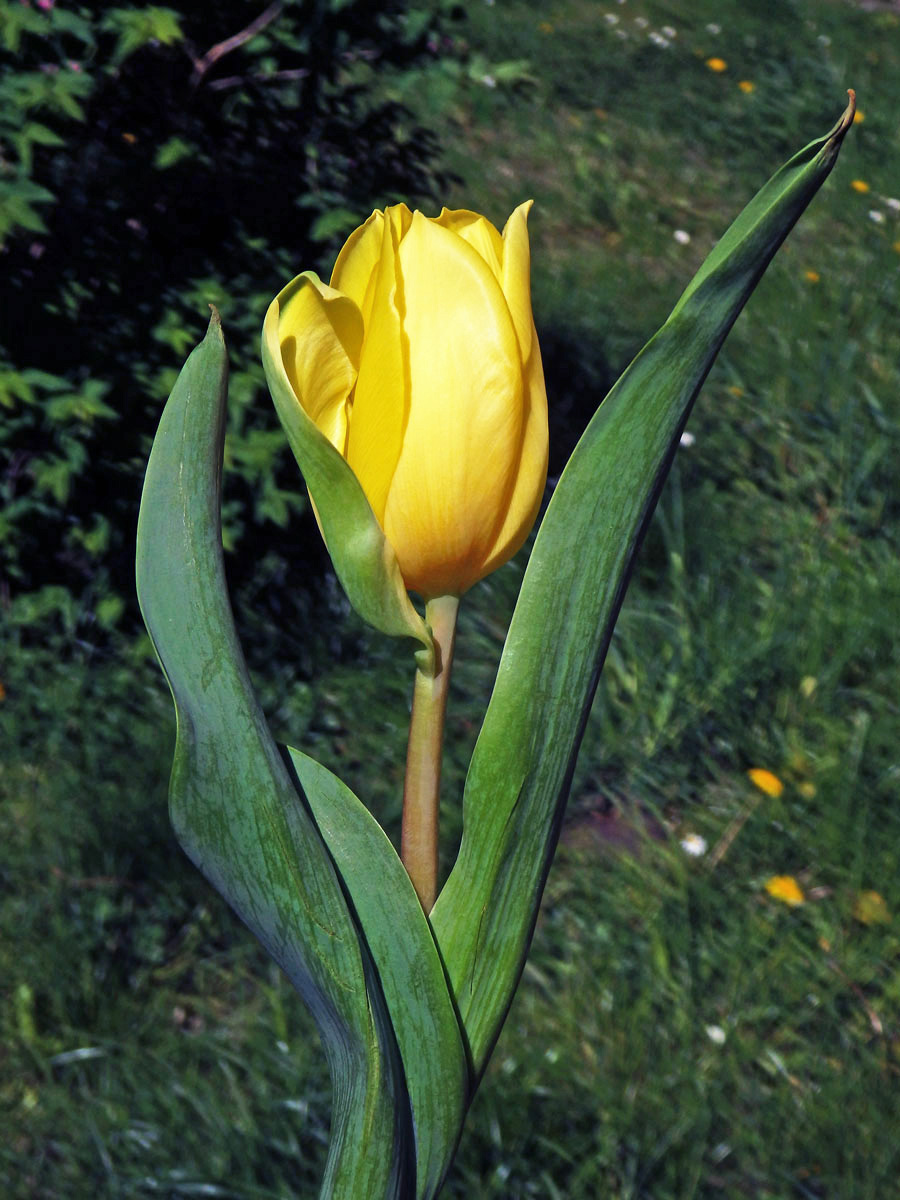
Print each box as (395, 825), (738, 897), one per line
(136, 311), (411, 1198)
(262, 275), (434, 668)
(286, 747), (470, 1200)
(431, 94), (857, 1073)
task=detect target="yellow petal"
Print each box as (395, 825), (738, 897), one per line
(500, 200), (535, 364)
(275, 272), (363, 452)
(479, 323), (548, 578)
(434, 207), (504, 281)
(383, 211), (525, 597)
(344, 212), (408, 523)
(332, 205), (413, 331)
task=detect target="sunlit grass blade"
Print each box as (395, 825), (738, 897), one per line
(431, 94), (857, 1074)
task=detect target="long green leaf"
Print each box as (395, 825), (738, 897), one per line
(136, 311), (411, 1198)
(431, 95), (857, 1073)
(287, 747), (470, 1200)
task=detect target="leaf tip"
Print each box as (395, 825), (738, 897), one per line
(830, 88), (857, 145)
(206, 304), (225, 344)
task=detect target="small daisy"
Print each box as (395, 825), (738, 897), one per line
(869, 210), (885, 224)
(673, 228), (691, 245)
(680, 832), (707, 856)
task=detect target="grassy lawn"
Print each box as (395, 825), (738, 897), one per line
(3, 0), (900, 1196)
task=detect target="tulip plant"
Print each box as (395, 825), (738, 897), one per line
(136, 95), (855, 1198)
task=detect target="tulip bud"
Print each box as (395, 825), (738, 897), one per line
(268, 202), (548, 600)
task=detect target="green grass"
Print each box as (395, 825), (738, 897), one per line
(4, 0), (900, 1195)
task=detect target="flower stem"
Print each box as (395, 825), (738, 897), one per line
(401, 593), (460, 913)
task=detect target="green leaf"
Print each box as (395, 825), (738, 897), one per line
(136, 311), (411, 1198)
(262, 276), (434, 666)
(153, 136), (196, 170)
(287, 747), (470, 1200)
(101, 7), (183, 66)
(431, 94), (858, 1073)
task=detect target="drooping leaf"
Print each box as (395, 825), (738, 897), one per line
(431, 94), (858, 1073)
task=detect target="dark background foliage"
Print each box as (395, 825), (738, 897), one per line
(1, 0), (456, 652)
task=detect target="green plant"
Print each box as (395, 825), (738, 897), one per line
(136, 96), (855, 1197)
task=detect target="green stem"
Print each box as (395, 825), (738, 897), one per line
(401, 593), (460, 913)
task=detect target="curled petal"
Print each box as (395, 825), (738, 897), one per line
(276, 272), (363, 452)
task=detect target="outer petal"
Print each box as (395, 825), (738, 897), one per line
(478, 324), (548, 579)
(500, 200), (535, 365)
(344, 211), (409, 524)
(276, 271), (363, 452)
(383, 211), (525, 598)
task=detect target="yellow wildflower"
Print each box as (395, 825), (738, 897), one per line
(738, 80), (755, 94)
(853, 109), (865, 124)
(706, 57), (728, 73)
(850, 179), (870, 194)
(804, 270), (820, 283)
(747, 768), (784, 798)
(765, 875), (805, 906)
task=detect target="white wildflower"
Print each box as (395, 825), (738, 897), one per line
(680, 830), (705, 853)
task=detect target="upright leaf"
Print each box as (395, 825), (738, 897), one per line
(431, 95), (857, 1073)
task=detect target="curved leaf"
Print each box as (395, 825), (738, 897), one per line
(136, 311), (411, 1198)
(431, 95), (857, 1073)
(286, 747), (470, 1200)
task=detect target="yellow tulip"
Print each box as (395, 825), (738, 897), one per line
(273, 202), (548, 600)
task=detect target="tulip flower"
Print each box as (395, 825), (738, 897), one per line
(264, 202), (549, 908)
(266, 201), (548, 603)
